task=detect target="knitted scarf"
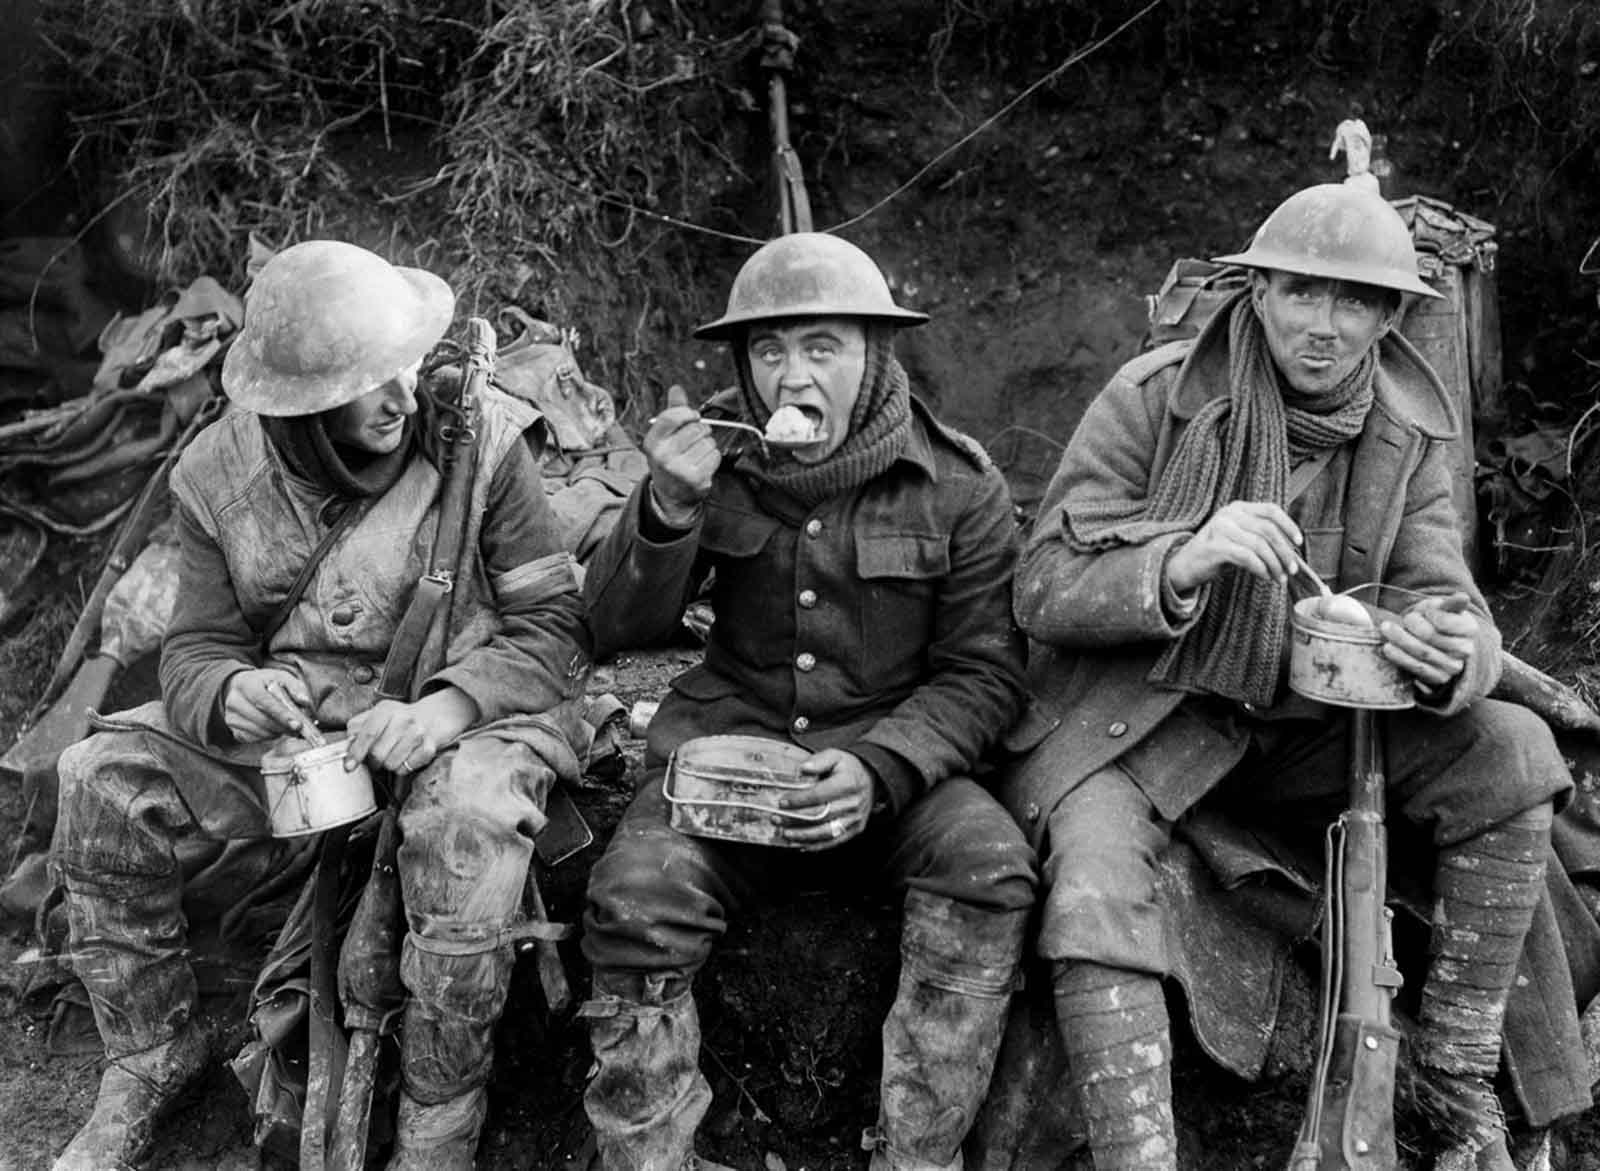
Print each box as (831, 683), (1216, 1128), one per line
(1065, 294), (1376, 706)
(735, 324), (912, 507)
(261, 408), (416, 499)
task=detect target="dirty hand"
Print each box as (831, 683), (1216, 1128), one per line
(343, 686), (479, 774)
(778, 749), (877, 851)
(1164, 501), (1304, 594)
(223, 668), (315, 743)
(644, 384), (719, 526)
(1379, 591), (1479, 692)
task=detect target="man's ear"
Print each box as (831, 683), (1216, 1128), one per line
(1376, 294), (1405, 340)
(1248, 270), (1269, 318)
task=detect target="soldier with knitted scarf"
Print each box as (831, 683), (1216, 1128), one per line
(578, 233), (1037, 1171)
(1003, 184), (1573, 1170)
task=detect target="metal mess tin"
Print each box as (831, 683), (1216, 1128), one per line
(1288, 583), (1415, 710)
(664, 734), (824, 846)
(261, 739), (378, 838)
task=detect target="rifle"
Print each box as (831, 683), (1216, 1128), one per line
(0, 392), (223, 785)
(317, 319), (493, 1171)
(1287, 706), (1403, 1169)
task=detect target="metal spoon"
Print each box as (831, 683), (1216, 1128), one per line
(1288, 549), (1334, 600)
(266, 679), (327, 747)
(701, 417), (827, 451)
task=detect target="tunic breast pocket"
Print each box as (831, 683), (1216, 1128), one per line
(1302, 527), (1346, 591)
(852, 532), (948, 678)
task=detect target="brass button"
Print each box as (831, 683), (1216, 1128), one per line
(805, 518), (823, 538)
(798, 589), (817, 608)
(792, 715), (810, 733)
(330, 605), (357, 627)
(1025, 802), (1041, 822)
(796, 653), (816, 672)
(352, 664), (376, 684)
(1108, 721), (1128, 738)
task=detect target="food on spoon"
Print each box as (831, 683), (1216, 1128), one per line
(1317, 594), (1377, 628)
(764, 404), (821, 444)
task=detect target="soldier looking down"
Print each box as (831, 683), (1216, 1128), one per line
(48, 240), (591, 1170)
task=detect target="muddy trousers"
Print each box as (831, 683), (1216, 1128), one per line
(1039, 699), (1565, 1170)
(867, 891), (1029, 1171)
(387, 736), (559, 1170)
(581, 774), (1037, 1171)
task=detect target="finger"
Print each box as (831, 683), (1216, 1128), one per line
(1229, 501), (1304, 546)
(666, 383), (691, 410)
(1380, 640), (1463, 687)
(1399, 610), (1476, 657)
(1380, 621), (1465, 682)
(343, 719), (377, 771)
(270, 672), (312, 708)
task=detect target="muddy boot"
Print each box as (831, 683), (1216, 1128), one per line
(1413, 807), (1549, 1171)
(54, 853), (199, 1170)
(1052, 961), (1177, 1171)
(52, 1022), (210, 1170)
(386, 1087), (487, 1171)
(581, 970), (715, 1171)
(862, 891), (1027, 1171)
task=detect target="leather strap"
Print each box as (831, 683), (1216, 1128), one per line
(300, 821), (353, 1171)
(260, 501), (368, 656)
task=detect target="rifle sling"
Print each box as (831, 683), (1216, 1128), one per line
(301, 820), (353, 1171)
(377, 414), (481, 701)
(258, 500), (370, 656)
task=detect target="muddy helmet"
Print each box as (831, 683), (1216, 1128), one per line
(694, 232), (928, 340)
(222, 240), (456, 416)
(1213, 183), (1442, 300)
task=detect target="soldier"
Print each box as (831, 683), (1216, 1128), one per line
(578, 232), (1038, 1171)
(48, 240), (591, 1170)
(1004, 185), (1572, 1170)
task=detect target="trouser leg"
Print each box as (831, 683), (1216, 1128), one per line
(1413, 802), (1552, 1163)
(870, 777), (1037, 1171)
(870, 891), (1028, 1171)
(50, 728), (214, 1170)
(1037, 767), (1176, 1171)
(581, 774), (749, 1171)
(388, 737), (556, 1170)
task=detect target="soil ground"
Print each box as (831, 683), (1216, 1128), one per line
(3, 0), (1600, 1168)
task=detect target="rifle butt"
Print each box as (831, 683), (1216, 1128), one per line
(1, 654), (118, 784)
(1291, 1014), (1401, 1169)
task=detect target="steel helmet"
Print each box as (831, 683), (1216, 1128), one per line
(1213, 183), (1442, 300)
(222, 240), (456, 416)
(694, 232), (928, 340)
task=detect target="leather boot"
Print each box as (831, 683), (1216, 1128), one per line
(52, 1022), (210, 1170)
(1052, 960), (1177, 1171)
(1413, 808), (1548, 1169)
(581, 970), (716, 1171)
(865, 891), (1028, 1171)
(387, 1087), (487, 1171)
(54, 856), (199, 1170)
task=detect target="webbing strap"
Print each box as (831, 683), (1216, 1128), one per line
(300, 822), (352, 1171)
(405, 918), (574, 958)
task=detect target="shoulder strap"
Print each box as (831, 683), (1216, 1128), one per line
(258, 500), (369, 656)
(377, 320), (493, 701)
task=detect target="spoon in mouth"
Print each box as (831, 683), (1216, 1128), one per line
(701, 417), (828, 451)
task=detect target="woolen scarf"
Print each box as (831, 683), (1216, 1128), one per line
(735, 324), (912, 508)
(1065, 293), (1376, 706)
(262, 405), (419, 499)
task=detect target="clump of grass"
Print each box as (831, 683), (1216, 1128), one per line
(37, 0), (768, 397)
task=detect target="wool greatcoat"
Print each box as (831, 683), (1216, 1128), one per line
(998, 300), (1591, 1125)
